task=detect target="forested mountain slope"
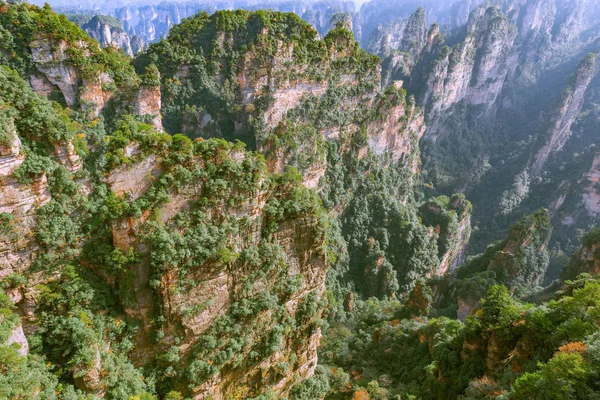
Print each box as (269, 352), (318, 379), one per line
(33, 0), (600, 254)
(0, 2), (465, 398)
(1, 1), (600, 400)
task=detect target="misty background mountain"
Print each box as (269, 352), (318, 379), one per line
(33, 0), (484, 49)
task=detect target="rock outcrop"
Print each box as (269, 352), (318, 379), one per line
(487, 210), (552, 290)
(366, 94), (425, 170)
(28, 37), (122, 117)
(30, 39), (82, 108)
(459, 209), (552, 291)
(0, 118), (23, 176)
(6, 324), (29, 357)
(0, 2), (156, 119)
(582, 153), (600, 217)
(562, 227), (600, 280)
(134, 85), (163, 130)
(419, 194), (473, 275)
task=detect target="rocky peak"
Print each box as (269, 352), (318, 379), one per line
(329, 12), (353, 32)
(416, 4), (516, 133)
(80, 14), (145, 56)
(367, 6), (428, 58)
(402, 7), (427, 54)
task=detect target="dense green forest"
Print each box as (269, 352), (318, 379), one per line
(1, 1), (600, 399)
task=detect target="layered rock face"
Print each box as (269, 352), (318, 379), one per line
(102, 143), (327, 398)
(0, 181), (49, 276)
(0, 113), (50, 276)
(28, 38), (112, 116)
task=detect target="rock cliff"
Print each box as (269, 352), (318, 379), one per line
(367, 7), (427, 58)
(368, 0), (600, 255)
(0, 7), (330, 397)
(0, 97), (328, 400)
(100, 139), (328, 398)
(496, 53), (597, 216)
(415, 5), (516, 136)
(0, 108), (50, 276)
(0, 2), (153, 118)
(531, 54), (597, 175)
